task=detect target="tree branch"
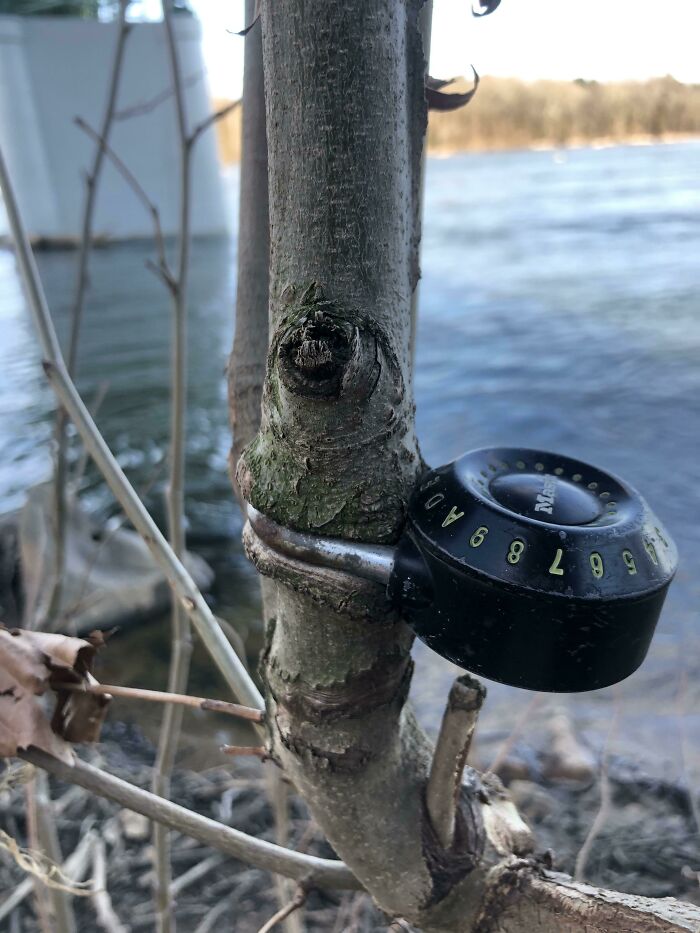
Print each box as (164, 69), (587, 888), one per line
(68, 2), (131, 380)
(52, 682), (264, 723)
(221, 745), (268, 758)
(73, 117), (173, 290)
(91, 836), (127, 933)
(0, 143), (263, 714)
(189, 100), (241, 149)
(257, 888), (307, 933)
(25, 772), (75, 933)
(114, 70), (204, 122)
(46, 0), (131, 628)
(484, 868), (700, 933)
(426, 675), (485, 849)
(18, 749), (360, 892)
(156, 5), (199, 927)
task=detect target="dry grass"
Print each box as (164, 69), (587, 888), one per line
(214, 76), (700, 164)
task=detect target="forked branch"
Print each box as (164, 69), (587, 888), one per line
(73, 117), (173, 292)
(18, 748), (360, 892)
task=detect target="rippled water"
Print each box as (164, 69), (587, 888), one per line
(1, 142), (699, 772)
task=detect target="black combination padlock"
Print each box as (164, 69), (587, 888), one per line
(247, 446), (677, 693)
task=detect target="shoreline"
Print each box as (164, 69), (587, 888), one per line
(214, 132), (700, 167)
(426, 131), (700, 159)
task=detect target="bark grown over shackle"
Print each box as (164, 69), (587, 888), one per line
(234, 1), (700, 930)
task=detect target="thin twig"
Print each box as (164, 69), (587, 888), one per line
(114, 69), (204, 121)
(53, 682), (264, 722)
(330, 894), (352, 933)
(24, 777), (54, 933)
(193, 899), (230, 933)
(0, 142), (264, 713)
(71, 380), (110, 487)
(91, 836), (127, 933)
(68, 3), (131, 380)
(268, 763), (303, 933)
(46, 0), (132, 627)
(58, 460), (165, 629)
(574, 692), (620, 881)
(73, 117), (173, 290)
(676, 670), (700, 873)
(257, 888), (308, 933)
(345, 892), (368, 933)
(293, 819), (318, 855)
(487, 693), (545, 774)
(221, 745), (267, 758)
(215, 616), (250, 671)
(19, 748), (360, 891)
(230, 0), (261, 37)
(426, 675), (486, 849)
(170, 854), (222, 897)
(189, 99), (241, 147)
(152, 5), (195, 931)
(26, 771), (77, 933)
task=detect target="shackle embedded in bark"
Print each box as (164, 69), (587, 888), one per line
(246, 446), (677, 693)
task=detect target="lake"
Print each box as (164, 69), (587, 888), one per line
(1, 140), (699, 776)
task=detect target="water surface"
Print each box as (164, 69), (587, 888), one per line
(1, 142), (699, 774)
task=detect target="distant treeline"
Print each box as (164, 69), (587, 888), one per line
(427, 75), (700, 152)
(214, 76), (700, 162)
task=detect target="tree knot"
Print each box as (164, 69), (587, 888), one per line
(291, 311), (351, 380)
(274, 283), (379, 401)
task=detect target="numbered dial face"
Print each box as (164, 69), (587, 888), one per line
(409, 447), (676, 602)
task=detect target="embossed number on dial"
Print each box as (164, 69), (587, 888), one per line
(644, 540), (658, 565)
(590, 552), (604, 579)
(469, 526), (489, 548)
(549, 548), (565, 576)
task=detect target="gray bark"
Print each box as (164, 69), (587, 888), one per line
(226, 15), (303, 932)
(238, 0), (424, 544)
(235, 2), (700, 930)
(228, 6), (270, 499)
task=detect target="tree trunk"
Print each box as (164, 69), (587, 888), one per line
(234, 2), (700, 930)
(228, 5), (270, 499)
(226, 9), (304, 932)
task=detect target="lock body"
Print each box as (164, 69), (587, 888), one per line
(390, 447), (677, 692)
(245, 446), (678, 694)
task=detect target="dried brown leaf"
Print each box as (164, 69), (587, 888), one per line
(0, 629), (47, 693)
(234, 0), (261, 36)
(472, 0), (502, 17)
(0, 626), (110, 760)
(426, 76), (459, 92)
(0, 676), (73, 764)
(51, 673), (110, 744)
(16, 629), (98, 674)
(426, 68), (480, 111)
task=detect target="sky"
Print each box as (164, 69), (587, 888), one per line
(133, 0), (700, 100)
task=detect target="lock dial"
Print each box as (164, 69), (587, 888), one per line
(391, 447), (677, 692)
